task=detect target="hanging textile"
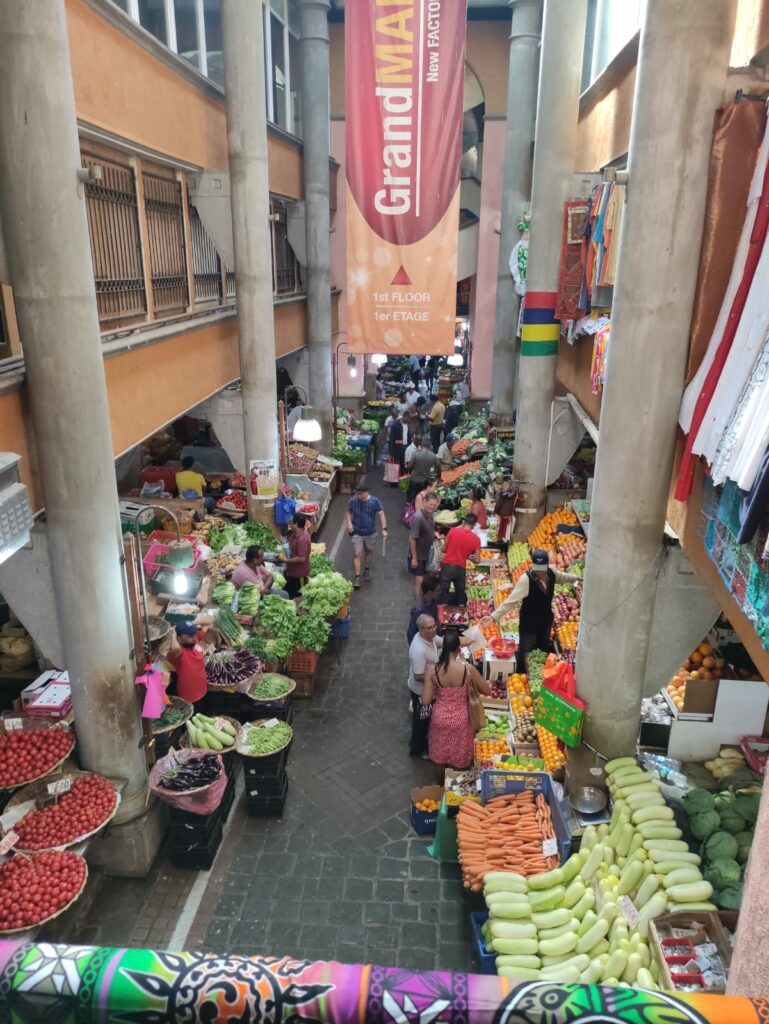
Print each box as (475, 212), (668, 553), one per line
(590, 323), (611, 396)
(687, 100), (766, 381)
(711, 330), (769, 486)
(597, 183), (626, 287)
(674, 108), (769, 502)
(556, 200), (589, 320)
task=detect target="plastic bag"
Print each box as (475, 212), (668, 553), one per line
(384, 460), (400, 483)
(140, 481), (166, 497)
(148, 748), (227, 815)
(275, 494), (296, 526)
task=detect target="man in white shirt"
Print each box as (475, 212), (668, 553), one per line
(404, 436), (419, 470)
(404, 383), (420, 408)
(486, 549), (579, 658)
(407, 614), (443, 757)
(456, 377), (470, 402)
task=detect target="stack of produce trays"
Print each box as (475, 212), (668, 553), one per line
(205, 650), (263, 690)
(238, 720), (294, 817)
(152, 749), (232, 867)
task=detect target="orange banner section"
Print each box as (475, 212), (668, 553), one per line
(345, 0), (467, 354)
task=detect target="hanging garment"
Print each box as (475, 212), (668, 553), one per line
(591, 323), (611, 396)
(711, 330), (769, 486)
(736, 448), (769, 545)
(674, 113), (769, 502)
(598, 183), (626, 287)
(556, 200), (589, 321)
(591, 182), (612, 288)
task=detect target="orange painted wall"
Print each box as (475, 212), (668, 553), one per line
(556, 337), (602, 425)
(66, 0), (303, 199)
(0, 387), (41, 511)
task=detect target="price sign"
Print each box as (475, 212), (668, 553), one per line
(263, 718), (280, 729)
(214, 718), (227, 731)
(47, 778), (72, 797)
(542, 837), (558, 858)
(618, 895), (640, 928)
(3, 718), (22, 732)
(0, 830), (18, 855)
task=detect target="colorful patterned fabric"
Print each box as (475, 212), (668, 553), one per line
(0, 941), (766, 1024)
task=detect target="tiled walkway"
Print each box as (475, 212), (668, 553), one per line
(52, 473), (474, 971)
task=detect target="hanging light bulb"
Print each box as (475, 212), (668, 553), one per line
(293, 406), (322, 442)
(371, 353), (387, 366)
(173, 572), (189, 595)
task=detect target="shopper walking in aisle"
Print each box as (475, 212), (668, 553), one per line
(280, 513), (312, 598)
(387, 409), (408, 475)
(422, 632), (491, 772)
(440, 513), (481, 606)
(470, 486), (488, 530)
(407, 437), (441, 502)
(487, 549), (580, 657)
(444, 399), (463, 436)
(408, 353), (421, 386)
(346, 482), (387, 589)
(425, 356), (439, 393)
(428, 393), (446, 452)
(407, 614), (443, 758)
(413, 477), (437, 515)
(406, 577), (441, 645)
(493, 474), (519, 544)
(408, 492), (439, 599)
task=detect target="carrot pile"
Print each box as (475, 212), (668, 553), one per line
(441, 460), (482, 486)
(457, 790), (559, 890)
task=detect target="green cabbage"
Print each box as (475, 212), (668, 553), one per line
(701, 830), (739, 863)
(734, 830), (753, 865)
(713, 791), (734, 812)
(715, 880), (744, 910)
(683, 788), (715, 815)
(734, 791), (761, 826)
(703, 858), (741, 889)
(717, 807), (747, 834)
(690, 809), (721, 840)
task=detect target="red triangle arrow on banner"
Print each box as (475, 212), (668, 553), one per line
(391, 265), (412, 285)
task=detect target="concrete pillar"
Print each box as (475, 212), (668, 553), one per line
(300, 0), (334, 452)
(511, 0), (586, 534)
(0, 3), (147, 800)
(574, 0), (736, 760)
(222, 0), (280, 511)
(490, 0), (542, 425)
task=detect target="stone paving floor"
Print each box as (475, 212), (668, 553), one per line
(50, 470), (476, 971)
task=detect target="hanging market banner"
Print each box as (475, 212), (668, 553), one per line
(345, 0), (467, 355)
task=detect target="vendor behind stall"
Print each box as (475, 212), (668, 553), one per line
(487, 549), (579, 656)
(232, 546), (290, 599)
(280, 513), (312, 598)
(167, 623), (208, 703)
(176, 456), (216, 512)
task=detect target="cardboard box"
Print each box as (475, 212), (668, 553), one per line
(21, 670), (68, 709)
(28, 682), (72, 718)
(410, 785), (443, 835)
(444, 769), (481, 811)
(649, 911), (732, 993)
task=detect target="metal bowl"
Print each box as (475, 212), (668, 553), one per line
(571, 785), (608, 815)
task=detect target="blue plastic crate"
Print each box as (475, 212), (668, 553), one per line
(479, 769), (572, 865)
(470, 912), (497, 975)
(331, 615), (350, 639)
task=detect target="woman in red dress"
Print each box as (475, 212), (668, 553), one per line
(422, 633), (491, 773)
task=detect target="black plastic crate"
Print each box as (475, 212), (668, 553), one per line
(247, 696), (294, 722)
(168, 772), (235, 839)
(246, 776), (288, 817)
(197, 690), (243, 721)
(167, 821), (223, 869)
(245, 769), (287, 799)
(242, 746), (289, 781)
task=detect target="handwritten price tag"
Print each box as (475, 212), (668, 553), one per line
(0, 830), (19, 855)
(47, 778), (72, 797)
(618, 895), (640, 928)
(263, 718), (280, 729)
(542, 837), (558, 857)
(3, 718), (22, 731)
(214, 718), (227, 730)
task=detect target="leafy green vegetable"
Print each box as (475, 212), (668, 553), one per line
(734, 791), (761, 825)
(331, 439), (366, 466)
(701, 830), (739, 862)
(238, 582), (260, 615)
(300, 572), (353, 617)
(249, 674), (292, 700)
(212, 580), (235, 607)
(734, 830), (753, 865)
(309, 553), (335, 577)
(704, 858), (741, 889)
(271, 571), (286, 589)
(682, 788), (714, 816)
(294, 612), (331, 653)
(718, 807), (747, 834)
(259, 595), (297, 637)
(242, 521), (279, 551)
(715, 880), (744, 910)
(690, 810), (721, 840)
(208, 524), (247, 552)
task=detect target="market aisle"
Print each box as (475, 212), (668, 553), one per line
(181, 476), (471, 970)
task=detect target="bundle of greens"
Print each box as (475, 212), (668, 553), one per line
(212, 580), (235, 607)
(300, 572), (353, 617)
(242, 521), (279, 551)
(309, 553), (335, 577)
(238, 582), (260, 615)
(294, 612), (331, 653)
(331, 439), (365, 467)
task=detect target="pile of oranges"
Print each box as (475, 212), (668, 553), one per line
(481, 620), (502, 642)
(666, 641), (725, 711)
(414, 798), (441, 813)
(474, 736), (510, 767)
(507, 673), (534, 714)
(536, 724), (567, 773)
(556, 621), (579, 651)
(528, 508), (579, 550)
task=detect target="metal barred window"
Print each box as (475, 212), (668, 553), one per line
(188, 203), (223, 307)
(271, 198), (301, 295)
(82, 152), (147, 324)
(143, 173), (189, 314)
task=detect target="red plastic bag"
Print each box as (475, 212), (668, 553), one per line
(148, 748), (227, 815)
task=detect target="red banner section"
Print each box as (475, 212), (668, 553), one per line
(345, 0), (467, 354)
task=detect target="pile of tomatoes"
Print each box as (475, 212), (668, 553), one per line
(15, 774), (117, 850)
(0, 851), (86, 932)
(0, 727), (74, 789)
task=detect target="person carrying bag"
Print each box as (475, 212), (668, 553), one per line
(421, 633), (491, 771)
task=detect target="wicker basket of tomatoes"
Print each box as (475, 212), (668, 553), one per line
(4, 771), (120, 852)
(0, 850), (88, 933)
(0, 720), (76, 791)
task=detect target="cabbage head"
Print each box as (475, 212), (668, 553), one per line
(701, 830), (739, 863)
(734, 791), (760, 826)
(690, 809), (720, 840)
(715, 880), (744, 910)
(734, 830), (753, 865)
(682, 788), (714, 815)
(704, 858), (741, 889)
(718, 807), (746, 834)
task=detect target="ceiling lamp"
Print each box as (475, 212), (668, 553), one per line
(293, 407), (322, 442)
(347, 354), (357, 378)
(447, 352), (463, 366)
(371, 353), (387, 366)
